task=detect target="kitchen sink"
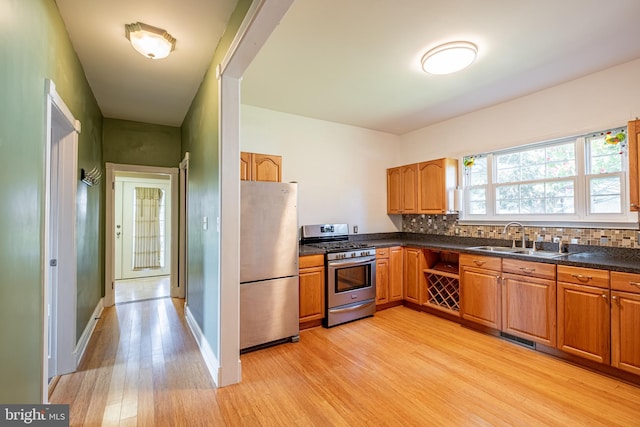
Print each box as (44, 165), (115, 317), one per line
(468, 246), (568, 259)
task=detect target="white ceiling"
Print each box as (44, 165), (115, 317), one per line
(56, 0), (640, 134)
(55, 0), (239, 127)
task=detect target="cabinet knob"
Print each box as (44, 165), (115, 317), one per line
(602, 294), (608, 299)
(612, 295), (618, 301)
(473, 260), (486, 266)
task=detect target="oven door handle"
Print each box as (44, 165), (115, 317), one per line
(327, 256), (376, 268)
(329, 300), (375, 313)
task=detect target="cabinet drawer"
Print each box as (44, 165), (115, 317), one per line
(376, 248), (389, 259)
(299, 254), (325, 269)
(502, 258), (556, 280)
(459, 253), (501, 271)
(557, 265), (609, 289)
(611, 271), (640, 293)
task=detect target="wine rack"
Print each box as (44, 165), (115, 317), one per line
(423, 250), (460, 315)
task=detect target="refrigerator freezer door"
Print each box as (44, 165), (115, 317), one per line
(240, 276), (300, 350)
(240, 181), (299, 283)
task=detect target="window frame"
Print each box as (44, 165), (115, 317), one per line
(459, 128), (637, 226)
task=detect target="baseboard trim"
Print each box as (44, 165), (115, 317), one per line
(74, 298), (104, 367)
(185, 304), (221, 388)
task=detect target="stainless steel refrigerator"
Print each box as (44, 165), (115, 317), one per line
(240, 181), (300, 350)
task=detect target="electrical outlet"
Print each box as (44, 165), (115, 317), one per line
(353, 225), (358, 234)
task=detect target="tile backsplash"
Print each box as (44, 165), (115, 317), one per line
(402, 214), (640, 249)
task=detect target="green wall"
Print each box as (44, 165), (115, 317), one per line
(0, 0), (103, 403)
(181, 0), (252, 358)
(103, 118), (182, 167)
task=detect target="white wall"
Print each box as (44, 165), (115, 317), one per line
(241, 105), (401, 233)
(400, 58), (640, 161)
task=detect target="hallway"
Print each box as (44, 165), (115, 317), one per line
(49, 297), (222, 426)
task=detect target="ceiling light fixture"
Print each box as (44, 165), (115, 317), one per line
(125, 22), (176, 60)
(421, 41), (478, 75)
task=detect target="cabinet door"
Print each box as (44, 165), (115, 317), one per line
(387, 167), (402, 214)
(557, 282), (610, 364)
(460, 266), (501, 329)
(240, 152), (251, 181)
(629, 119), (640, 211)
(400, 164), (418, 213)
(611, 291), (640, 375)
(389, 246), (404, 301)
(375, 258), (389, 305)
(502, 273), (556, 346)
(418, 160), (444, 213)
(252, 154), (282, 182)
(403, 247), (423, 304)
(299, 266), (325, 323)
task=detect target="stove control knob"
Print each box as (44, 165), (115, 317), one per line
(351, 252), (356, 257)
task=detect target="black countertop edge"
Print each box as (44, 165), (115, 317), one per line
(299, 233), (640, 274)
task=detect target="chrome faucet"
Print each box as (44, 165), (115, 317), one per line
(503, 222), (526, 249)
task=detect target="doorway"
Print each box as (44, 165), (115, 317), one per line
(43, 79), (80, 401)
(114, 173), (172, 303)
(105, 163), (179, 307)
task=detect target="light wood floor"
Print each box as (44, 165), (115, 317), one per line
(50, 301), (640, 426)
(115, 276), (170, 304)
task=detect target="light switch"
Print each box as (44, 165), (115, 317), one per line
(203, 216), (208, 231)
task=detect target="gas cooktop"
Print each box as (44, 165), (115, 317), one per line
(304, 241), (373, 253)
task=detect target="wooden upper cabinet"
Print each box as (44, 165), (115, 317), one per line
(240, 152), (251, 181)
(387, 164), (418, 214)
(628, 119), (640, 211)
(241, 152), (282, 182)
(253, 153), (282, 182)
(387, 167), (402, 213)
(418, 158), (458, 214)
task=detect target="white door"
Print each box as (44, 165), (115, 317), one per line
(116, 178), (172, 280)
(47, 130), (60, 378)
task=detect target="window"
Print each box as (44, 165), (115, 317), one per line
(461, 127), (633, 224)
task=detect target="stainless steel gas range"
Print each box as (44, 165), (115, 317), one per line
(301, 224), (376, 327)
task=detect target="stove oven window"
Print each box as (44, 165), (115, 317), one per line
(335, 264), (371, 293)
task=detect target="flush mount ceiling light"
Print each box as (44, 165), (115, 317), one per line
(421, 41), (478, 75)
(125, 22), (176, 59)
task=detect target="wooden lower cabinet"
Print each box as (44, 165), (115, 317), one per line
(299, 255), (325, 324)
(376, 246), (404, 306)
(459, 254), (501, 329)
(556, 266), (611, 364)
(501, 258), (556, 346)
(389, 247), (404, 301)
(502, 273), (556, 346)
(611, 271), (640, 375)
(375, 254), (390, 304)
(403, 247), (424, 304)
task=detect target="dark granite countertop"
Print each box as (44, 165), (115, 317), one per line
(299, 232), (640, 274)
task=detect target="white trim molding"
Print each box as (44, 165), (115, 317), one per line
(104, 163), (179, 307)
(185, 305), (232, 388)
(73, 298), (104, 367)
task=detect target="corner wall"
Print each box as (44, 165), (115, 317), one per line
(103, 118), (182, 167)
(0, 0), (103, 402)
(180, 0), (252, 367)
(240, 105), (402, 233)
